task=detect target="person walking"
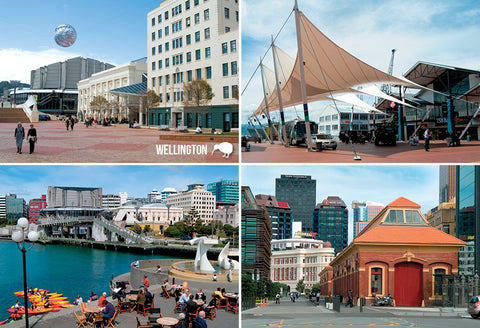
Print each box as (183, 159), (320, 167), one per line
(275, 293), (280, 304)
(65, 118), (70, 131)
(27, 124), (37, 154)
(14, 122), (25, 154)
(346, 289), (354, 308)
(424, 128), (432, 151)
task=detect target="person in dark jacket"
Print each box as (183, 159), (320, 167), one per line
(27, 124), (37, 154)
(14, 122), (25, 153)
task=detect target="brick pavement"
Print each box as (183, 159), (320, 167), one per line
(0, 121), (239, 163)
(242, 140), (480, 163)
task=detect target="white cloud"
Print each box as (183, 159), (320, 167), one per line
(0, 48), (80, 83)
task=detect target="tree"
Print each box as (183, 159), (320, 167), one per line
(132, 223), (142, 234)
(165, 223), (184, 238)
(143, 225), (152, 233)
(90, 96), (109, 118)
(296, 278), (305, 294)
(183, 79), (214, 127)
(223, 224), (237, 237)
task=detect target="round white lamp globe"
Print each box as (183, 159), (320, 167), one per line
(12, 230), (24, 243)
(17, 217), (29, 229)
(28, 231), (39, 242)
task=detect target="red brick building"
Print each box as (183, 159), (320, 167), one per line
(319, 197), (466, 306)
(29, 195), (47, 223)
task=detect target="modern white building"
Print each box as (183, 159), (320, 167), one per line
(165, 185), (216, 222)
(47, 186), (102, 208)
(118, 192), (128, 205)
(213, 203), (239, 226)
(318, 104), (387, 139)
(271, 238), (335, 291)
(148, 189), (162, 202)
(161, 187), (178, 200)
(102, 194), (122, 209)
(146, 0), (239, 130)
(0, 195), (6, 218)
(77, 59), (147, 121)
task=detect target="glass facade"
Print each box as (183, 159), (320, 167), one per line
(312, 198), (348, 254)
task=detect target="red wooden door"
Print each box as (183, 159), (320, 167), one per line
(394, 262), (423, 306)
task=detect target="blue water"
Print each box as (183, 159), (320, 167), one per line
(0, 241), (181, 319)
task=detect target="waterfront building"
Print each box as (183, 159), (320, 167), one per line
(213, 203), (239, 227)
(242, 186), (271, 281)
(207, 180), (239, 203)
(47, 186), (102, 208)
(426, 199), (456, 236)
(12, 57), (114, 116)
(6, 194), (26, 220)
(275, 175), (316, 232)
(313, 196), (348, 254)
(318, 197), (465, 306)
(165, 185), (215, 222)
(161, 187), (177, 200)
(29, 195), (47, 223)
(136, 203), (183, 233)
(146, 0), (239, 130)
(102, 194), (121, 209)
(148, 189), (162, 203)
(352, 201), (385, 239)
(77, 58), (147, 121)
(456, 165), (480, 274)
(318, 104), (387, 139)
(271, 238), (334, 291)
(0, 195), (5, 218)
(439, 166), (456, 204)
(255, 194), (292, 240)
(118, 192), (128, 205)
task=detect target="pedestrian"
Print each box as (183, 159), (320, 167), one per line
(227, 259), (234, 282)
(65, 118), (70, 131)
(424, 128), (432, 151)
(346, 289), (353, 308)
(275, 293), (280, 304)
(71, 118), (75, 131)
(14, 122), (25, 154)
(316, 291), (320, 304)
(27, 124), (37, 154)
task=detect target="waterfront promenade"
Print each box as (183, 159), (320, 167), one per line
(242, 140), (480, 163)
(0, 121), (238, 163)
(243, 296), (474, 328)
(6, 261), (239, 328)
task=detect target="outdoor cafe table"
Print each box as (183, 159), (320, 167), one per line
(193, 299), (204, 306)
(157, 317), (179, 327)
(84, 306), (101, 322)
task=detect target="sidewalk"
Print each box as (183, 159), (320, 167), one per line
(0, 121), (238, 163)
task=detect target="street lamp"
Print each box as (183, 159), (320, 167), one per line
(11, 217), (39, 328)
(165, 204), (172, 244)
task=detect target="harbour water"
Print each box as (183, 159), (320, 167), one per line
(0, 240), (182, 319)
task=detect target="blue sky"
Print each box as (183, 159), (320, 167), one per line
(0, 165), (238, 201)
(0, 0), (163, 83)
(241, 0), (480, 123)
(242, 165), (440, 242)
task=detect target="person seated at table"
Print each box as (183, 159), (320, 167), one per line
(161, 278), (173, 296)
(98, 292), (107, 307)
(175, 313), (188, 328)
(137, 289), (146, 306)
(125, 281), (132, 294)
(195, 289), (206, 302)
(101, 300), (115, 324)
(89, 291), (98, 302)
(186, 294), (198, 316)
(74, 295), (83, 305)
(202, 296), (216, 317)
(144, 288), (153, 307)
(179, 288), (190, 304)
(213, 288), (225, 300)
(192, 311), (207, 328)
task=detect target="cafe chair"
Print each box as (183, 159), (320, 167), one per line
(226, 298), (238, 315)
(105, 310), (119, 328)
(186, 306), (199, 323)
(204, 306), (216, 320)
(93, 313), (104, 328)
(148, 308), (163, 328)
(216, 297), (228, 310)
(161, 286), (171, 299)
(137, 301), (147, 316)
(136, 317), (152, 328)
(74, 310), (89, 328)
(117, 299), (130, 313)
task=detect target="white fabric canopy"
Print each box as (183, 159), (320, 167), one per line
(359, 85), (416, 109)
(254, 12), (423, 116)
(330, 94), (383, 113)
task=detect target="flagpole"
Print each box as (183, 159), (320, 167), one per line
(294, 0), (313, 151)
(271, 37), (287, 146)
(260, 58), (274, 144)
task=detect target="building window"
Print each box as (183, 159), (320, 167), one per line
(194, 13), (200, 24)
(223, 86), (229, 99)
(158, 14), (162, 23)
(371, 268), (382, 294)
(195, 49), (201, 60)
(222, 42), (228, 54)
(186, 34), (191, 45)
(385, 210), (403, 224)
(185, 0), (190, 10)
(152, 47), (156, 55)
(165, 58), (170, 68)
(206, 66), (212, 79)
(158, 29), (162, 38)
(165, 26), (169, 36)
(158, 44), (162, 53)
(195, 31), (200, 42)
(165, 42), (170, 51)
(152, 77), (156, 87)
(152, 32), (156, 41)
(196, 68), (202, 80)
(230, 40), (236, 52)
(434, 268), (446, 295)
(152, 18), (156, 26)
(205, 47), (211, 58)
(188, 70), (192, 82)
(158, 60), (162, 69)
(236, 10), (239, 22)
(223, 63), (228, 76)
(204, 27), (210, 39)
(232, 85), (238, 99)
(152, 62), (156, 70)
(187, 52), (191, 62)
(166, 75), (170, 85)
(224, 7), (230, 19)
(225, 27), (230, 33)
(165, 11), (169, 20)
(204, 9), (209, 20)
(194, 0), (199, 5)
(231, 61), (237, 75)
(186, 17), (191, 27)
(443, 225), (450, 234)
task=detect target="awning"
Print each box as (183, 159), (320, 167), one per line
(109, 82), (147, 96)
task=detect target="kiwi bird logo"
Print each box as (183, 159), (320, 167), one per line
(212, 142), (233, 158)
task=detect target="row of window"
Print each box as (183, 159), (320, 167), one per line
(273, 267), (297, 281)
(152, 39), (236, 56)
(152, 0), (208, 26)
(319, 113), (388, 122)
(274, 257), (297, 265)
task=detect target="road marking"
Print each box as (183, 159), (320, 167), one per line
(267, 319), (418, 327)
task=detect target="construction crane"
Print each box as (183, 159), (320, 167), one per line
(381, 49), (396, 95)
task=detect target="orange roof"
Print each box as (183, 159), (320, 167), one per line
(354, 225), (466, 246)
(387, 197), (421, 208)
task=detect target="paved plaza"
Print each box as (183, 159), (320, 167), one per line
(0, 121), (239, 163)
(242, 140), (480, 163)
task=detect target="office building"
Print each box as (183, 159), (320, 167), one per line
(47, 186), (102, 208)
(0, 196), (6, 218)
(102, 194), (122, 209)
(313, 196), (348, 254)
(161, 188), (177, 200)
(165, 185), (215, 222)
(29, 195), (47, 223)
(213, 203), (239, 226)
(207, 179), (239, 203)
(271, 238), (334, 291)
(275, 175), (316, 232)
(439, 166), (456, 204)
(118, 192), (128, 205)
(352, 200), (385, 239)
(147, 0), (239, 130)
(242, 186), (271, 281)
(6, 194), (26, 220)
(255, 194), (292, 240)
(426, 199), (456, 236)
(148, 189), (162, 203)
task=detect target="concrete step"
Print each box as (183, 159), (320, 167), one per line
(0, 108), (30, 123)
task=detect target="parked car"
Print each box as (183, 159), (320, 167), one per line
(468, 296), (480, 318)
(313, 133), (337, 150)
(180, 235), (192, 240)
(39, 115), (51, 121)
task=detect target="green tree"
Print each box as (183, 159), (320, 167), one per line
(311, 282), (322, 293)
(132, 223), (142, 234)
(223, 224), (237, 237)
(143, 225), (152, 233)
(183, 208), (201, 236)
(90, 96), (109, 118)
(296, 278), (305, 294)
(164, 225), (183, 238)
(182, 79), (214, 127)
